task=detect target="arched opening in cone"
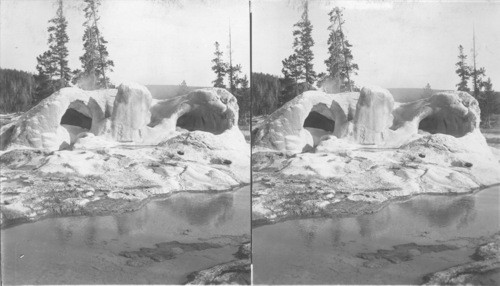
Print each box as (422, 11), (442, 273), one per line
(418, 112), (472, 138)
(176, 109), (230, 135)
(60, 101), (93, 143)
(303, 103), (336, 147)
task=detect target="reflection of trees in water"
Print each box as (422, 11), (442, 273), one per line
(113, 208), (150, 237)
(328, 218), (343, 246)
(356, 210), (392, 238)
(50, 192), (235, 243)
(400, 195), (477, 229)
(54, 219), (74, 245)
(156, 193), (235, 227)
(293, 219), (320, 248)
(84, 217), (97, 246)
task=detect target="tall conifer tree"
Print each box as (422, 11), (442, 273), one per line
(281, 0), (316, 98)
(292, 1), (316, 85)
(79, 0), (114, 89)
(455, 45), (470, 92)
(35, 0), (71, 99)
(211, 41), (228, 88)
(325, 7), (358, 91)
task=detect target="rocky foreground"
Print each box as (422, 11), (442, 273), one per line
(422, 233), (500, 285)
(186, 242), (251, 284)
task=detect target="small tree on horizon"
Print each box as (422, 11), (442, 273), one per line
(455, 45), (471, 92)
(211, 41), (228, 88)
(423, 83), (433, 97)
(176, 80), (189, 96)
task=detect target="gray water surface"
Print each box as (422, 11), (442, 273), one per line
(253, 185), (500, 285)
(1, 186), (250, 285)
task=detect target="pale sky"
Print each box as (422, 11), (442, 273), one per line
(0, 0), (250, 87)
(253, 0), (500, 90)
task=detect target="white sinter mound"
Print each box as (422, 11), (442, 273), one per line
(252, 86), (500, 223)
(0, 83), (249, 226)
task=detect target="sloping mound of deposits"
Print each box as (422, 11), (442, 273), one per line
(252, 86), (500, 224)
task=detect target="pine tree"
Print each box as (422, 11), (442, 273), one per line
(235, 74), (250, 125)
(325, 8), (343, 82)
(282, 54), (302, 98)
(228, 64), (246, 92)
(35, 0), (71, 100)
(455, 45), (470, 92)
(176, 80), (189, 96)
(325, 7), (358, 92)
(211, 41), (228, 88)
(240, 74), (249, 90)
(34, 51), (57, 101)
(79, 0), (114, 89)
(478, 78), (497, 127)
(293, 1), (316, 85)
(49, 0), (72, 87)
(281, 1), (317, 99)
(423, 83), (432, 97)
(227, 24), (236, 93)
(471, 67), (486, 97)
(470, 27), (489, 98)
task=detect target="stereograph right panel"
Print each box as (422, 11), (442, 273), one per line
(251, 0), (500, 284)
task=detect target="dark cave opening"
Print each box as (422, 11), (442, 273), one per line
(176, 110), (229, 135)
(303, 111), (336, 133)
(418, 113), (471, 138)
(60, 108), (92, 130)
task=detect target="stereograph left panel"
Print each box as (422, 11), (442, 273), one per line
(0, 0), (251, 284)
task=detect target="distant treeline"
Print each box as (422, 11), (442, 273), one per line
(0, 69), (36, 113)
(251, 72), (500, 119)
(251, 72), (314, 116)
